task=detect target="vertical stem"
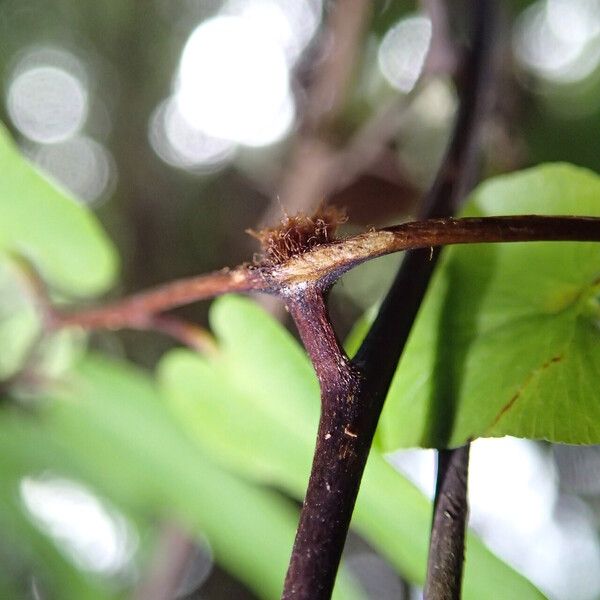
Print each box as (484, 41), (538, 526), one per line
(283, 286), (366, 600)
(422, 1), (496, 594)
(281, 2), (496, 597)
(354, 2), (495, 597)
(424, 445), (471, 600)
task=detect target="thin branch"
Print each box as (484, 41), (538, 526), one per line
(354, 1), (495, 598)
(276, 215), (600, 285)
(51, 215), (600, 334)
(424, 445), (471, 600)
(135, 315), (218, 355)
(132, 523), (195, 600)
(50, 267), (261, 331)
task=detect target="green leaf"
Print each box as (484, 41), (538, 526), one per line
(0, 123), (117, 296)
(158, 295), (543, 599)
(0, 354), (360, 599)
(376, 163), (600, 449)
(0, 413), (116, 600)
(0, 259), (40, 378)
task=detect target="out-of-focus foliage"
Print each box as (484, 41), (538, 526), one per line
(0, 123), (117, 295)
(4, 0), (600, 598)
(159, 295), (544, 599)
(3, 352), (365, 599)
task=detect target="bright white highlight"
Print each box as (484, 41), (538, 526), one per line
(32, 136), (115, 204)
(149, 98), (236, 171)
(378, 15), (432, 93)
(176, 15), (294, 147)
(152, 0), (323, 168)
(514, 0), (600, 84)
(20, 475), (137, 575)
(6, 48), (89, 144)
(7, 65), (88, 143)
(223, 0), (322, 64)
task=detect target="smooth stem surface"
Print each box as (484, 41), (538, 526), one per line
(425, 445), (471, 600)
(356, 2), (494, 598)
(283, 286), (365, 599)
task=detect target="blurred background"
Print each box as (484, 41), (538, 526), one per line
(2, 0), (600, 598)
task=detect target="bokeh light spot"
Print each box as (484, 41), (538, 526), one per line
(31, 136), (115, 204)
(514, 0), (600, 84)
(176, 15), (294, 147)
(149, 97), (237, 172)
(20, 475), (137, 575)
(223, 0), (322, 65)
(7, 62), (88, 144)
(378, 15), (432, 93)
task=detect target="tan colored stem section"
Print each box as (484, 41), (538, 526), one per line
(276, 215), (600, 284)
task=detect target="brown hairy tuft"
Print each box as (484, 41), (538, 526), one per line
(248, 205), (347, 265)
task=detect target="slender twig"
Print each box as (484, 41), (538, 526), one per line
(137, 315), (218, 355)
(424, 445), (471, 600)
(50, 267), (261, 331)
(50, 215), (600, 334)
(419, 2), (498, 596)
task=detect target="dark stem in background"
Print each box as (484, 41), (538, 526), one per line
(358, 1), (496, 598)
(133, 523), (194, 600)
(282, 1), (496, 598)
(258, 0), (371, 318)
(424, 445), (471, 600)
(421, 2), (497, 596)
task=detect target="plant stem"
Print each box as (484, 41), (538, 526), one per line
(356, 3), (495, 599)
(424, 445), (471, 600)
(51, 267), (262, 330)
(51, 215), (600, 332)
(282, 1), (496, 597)
(283, 285), (365, 600)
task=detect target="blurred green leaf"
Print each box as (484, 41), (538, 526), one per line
(0, 413), (116, 600)
(158, 295), (543, 599)
(0, 354), (361, 599)
(0, 259), (40, 379)
(376, 163), (600, 449)
(0, 123), (117, 296)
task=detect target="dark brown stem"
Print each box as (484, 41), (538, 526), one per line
(283, 285), (365, 600)
(425, 445), (471, 600)
(276, 215), (600, 285)
(283, 2), (496, 598)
